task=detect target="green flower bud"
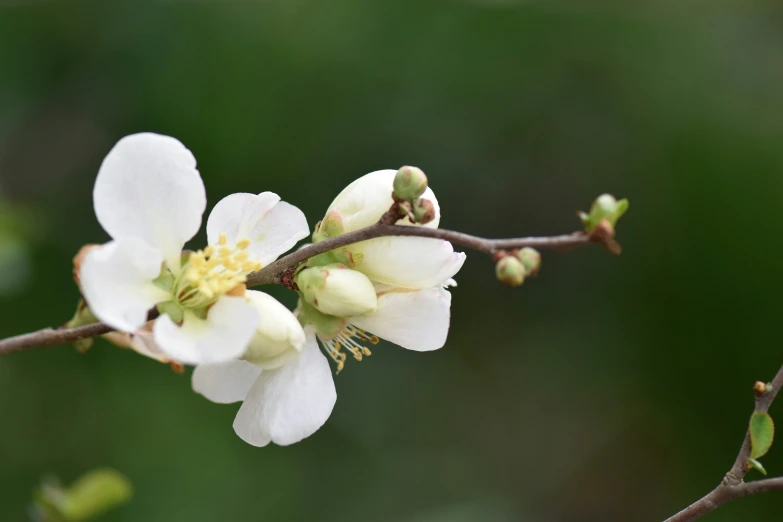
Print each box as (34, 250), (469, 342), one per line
(495, 256), (525, 287)
(412, 198), (436, 225)
(515, 247), (541, 276)
(296, 263), (378, 317)
(392, 166), (428, 202)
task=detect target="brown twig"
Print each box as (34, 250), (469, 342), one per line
(0, 323), (114, 356)
(0, 224), (596, 356)
(663, 364), (783, 522)
(246, 224), (592, 287)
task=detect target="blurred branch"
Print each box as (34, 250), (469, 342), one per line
(0, 322), (114, 356)
(0, 223), (601, 356)
(663, 364), (783, 522)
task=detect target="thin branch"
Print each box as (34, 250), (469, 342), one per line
(246, 223), (592, 287)
(0, 224), (596, 356)
(663, 364), (783, 522)
(0, 323), (114, 356)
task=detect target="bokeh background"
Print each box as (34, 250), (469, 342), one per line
(2, 1), (783, 521)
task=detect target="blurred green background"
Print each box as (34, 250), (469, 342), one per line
(2, 1), (783, 520)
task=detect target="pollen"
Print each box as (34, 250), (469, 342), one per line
(321, 325), (378, 374)
(175, 235), (262, 309)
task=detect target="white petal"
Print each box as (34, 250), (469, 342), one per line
(192, 360), (262, 404)
(153, 296), (258, 365)
(233, 329), (336, 447)
(206, 192), (309, 265)
(353, 236), (465, 289)
(93, 133), (206, 268)
(243, 290), (306, 369)
(326, 169), (441, 232)
(80, 238), (169, 332)
(350, 286), (452, 352)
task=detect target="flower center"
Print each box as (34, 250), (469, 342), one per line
(321, 325), (379, 374)
(175, 233), (262, 310)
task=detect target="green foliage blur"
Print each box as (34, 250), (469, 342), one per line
(2, 1), (783, 521)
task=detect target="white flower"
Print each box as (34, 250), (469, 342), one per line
(193, 169), (464, 447)
(309, 169), (465, 370)
(79, 133), (309, 365)
(193, 326), (335, 447)
(324, 169), (465, 289)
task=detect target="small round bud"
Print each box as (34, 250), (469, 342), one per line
(754, 381), (768, 396)
(412, 198), (436, 225)
(495, 256), (525, 287)
(296, 264), (378, 317)
(515, 247), (541, 276)
(393, 166), (428, 202)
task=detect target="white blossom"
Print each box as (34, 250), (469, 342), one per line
(192, 170), (464, 447)
(80, 133), (309, 365)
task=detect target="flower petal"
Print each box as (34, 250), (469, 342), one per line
(353, 236), (465, 289)
(192, 360), (262, 404)
(80, 238), (169, 332)
(233, 329), (336, 447)
(93, 133), (207, 268)
(153, 296), (258, 365)
(206, 192), (309, 265)
(326, 169), (440, 232)
(350, 286), (452, 352)
(243, 290), (306, 369)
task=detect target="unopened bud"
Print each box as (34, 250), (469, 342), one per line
(312, 210), (346, 243)
(754, 381), (770, 397)
(495, 256), (526, 287)
(296, 263), (378, 317)
(515, 247), (541, 276)
(393, 166), (428, 202)
(412, 198), (436, 225)
(242, 290), (306, 369)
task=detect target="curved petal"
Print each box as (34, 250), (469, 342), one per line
(243, 290), (306, 369)
(153, 296), (258, 365)
(353, 236), (465, 289)
(349, 286), (452, 352)
(233, 329), (336, 447)
(80, 238), (169, 332)
(192, 360), (262, 404)
(326, 169), (440, 232)
(206, 192), (309, 265)
(94, 133), (206, 268)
